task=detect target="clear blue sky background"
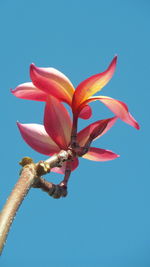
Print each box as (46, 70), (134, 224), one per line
(0, 0), (149, 266)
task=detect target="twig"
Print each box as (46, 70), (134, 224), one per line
(59, 162), (71, 187)
(70, 115), (78, 148)
(33, 177), (68, 198)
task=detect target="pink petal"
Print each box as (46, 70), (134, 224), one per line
(82, 96), (140, 130)
(51, 157), (79, 174)
(11, 82), (47, 101)
(72, 56), (117, 111)
(79, 105), (92, 119)
(30, 64), (75, 105)
(17, 122), (60, 155)
(82, 147), (119, 161)
(44, 96), (72, 149)
(77, 117), (117, 146)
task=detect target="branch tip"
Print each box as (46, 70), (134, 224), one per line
(19, 156), (34, 166)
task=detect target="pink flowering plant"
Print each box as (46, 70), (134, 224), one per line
(0, 56), (139, 254)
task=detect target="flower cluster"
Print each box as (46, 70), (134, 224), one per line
(12, 56), (139, 177)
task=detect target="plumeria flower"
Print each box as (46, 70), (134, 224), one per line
(12, 56), (140, 129)
(17, 96), (119, 175)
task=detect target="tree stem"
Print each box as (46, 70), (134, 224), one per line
(0, 149), (74, 255)
(0, 163), (36, 255)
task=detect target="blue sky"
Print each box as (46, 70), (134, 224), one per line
(0, 0), (149, 266)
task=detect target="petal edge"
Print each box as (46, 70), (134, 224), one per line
(17, 122), (60, 155)
(73, 56), (117, 110)
(82, 96), (140, 130)
(30, 64), (74, 105)
(83, 147), (120, 161)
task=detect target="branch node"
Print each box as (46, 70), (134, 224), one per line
(36, 161), (51, 176)
(48, 184), (56, 196)
(48, 184), (68, 198)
